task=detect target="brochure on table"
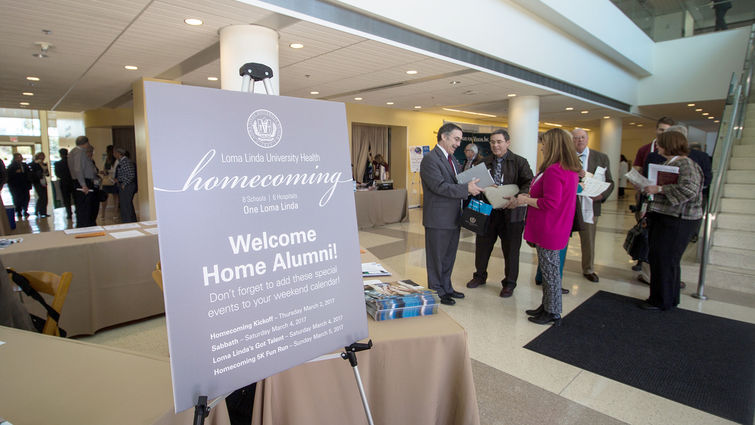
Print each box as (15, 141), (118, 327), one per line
(144, 82), (368, 412)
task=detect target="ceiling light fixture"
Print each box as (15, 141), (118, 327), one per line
(714, 120), (720, 123)
(124, 65), (138, 70)
(507, 93), (516, 97)
(449, 81), (461, 85)
(603, 116), (610, 119)
(565, 107), (574, 111)
(708, 116), (715, 119)
(442, 107), (496, 118)
(289, 43), (304, 49)
(543, 122), (562, 127)
(184, 18), (203, 26)
(702, 112), (709, 116)
(629, 122), (636, 125)
(580, 110), (589, 114)
(22, 92), (34, 96)
(695, 108), (703, 112)
(19, 102), (29, 106)
(687, 103), (695, 107)
(354, 97), (363, 101)
(406, 70), (418, 75)
(207, 77), (218, 81)
(413, 106), (422, 109)
(32, 42), (52, 58)
(310, 91), (319, 95)
(386, 102), (394, 105)
(637, 124), (644, 127)
(26, 76), (40, 81)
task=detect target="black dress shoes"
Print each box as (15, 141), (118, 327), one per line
(440, 295), (456, 306)
(638, 300), (660, 310)
(450, 290), (465, 299)
(499, 284), (515, 298)
(528, 311), (561, 326)
(583, 273), (599, 282)
(525, 305), (544, 316)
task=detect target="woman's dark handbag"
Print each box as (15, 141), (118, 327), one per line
(461, 198), (491, 235)
(623, 218), (648, 262)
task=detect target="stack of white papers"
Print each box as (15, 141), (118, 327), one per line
(109, 230), (145, 239)
(63, 226), (104, 235)
(362, 262), (391, 277)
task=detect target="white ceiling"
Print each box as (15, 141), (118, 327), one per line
(0, 0), (724, 132)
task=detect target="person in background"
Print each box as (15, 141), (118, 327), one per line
(114, 148), (138, 223)
(54, 148), (75, 219)
(68, 136), (98, 228)
(0, 157), (9, 234)
(517, 128), (580, 325)
(372, 154), (389, 181)
(640, 131), (703, 311)
(618, 154), (629, 198)
(462, 143), (483, 171)
(30, 152), (50, 218)
(713, 0), (732, 31)
(7, 153), (32, 219)
(99, 145), (118, 221)
(633, 117), (674, 173)
(421, 123), (483, 306)
(86, 146), (102, 224)
(572, 128), (614, 283)
(464, 129), (533, 298)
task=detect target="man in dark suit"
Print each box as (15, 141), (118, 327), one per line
(421, 123), (483, 305)
(54, 148), (75, 219)
(465, 129), (533, 297)
(573, 129), (614, 283)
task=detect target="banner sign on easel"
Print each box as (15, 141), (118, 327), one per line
(144, 82), (368, 412)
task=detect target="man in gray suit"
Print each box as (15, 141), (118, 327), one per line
(421, 123), (483, 305)
(572, 129), (614, 283)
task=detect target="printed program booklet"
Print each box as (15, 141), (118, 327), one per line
(363, 280), (440, 321)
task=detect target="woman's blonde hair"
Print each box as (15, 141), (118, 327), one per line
(539, 128), (581, 174)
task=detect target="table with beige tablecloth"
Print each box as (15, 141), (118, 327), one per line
(0, 227), (164, 336)
(354, 189), (408, 229)
(0, 325), (230, 425)
(251, 250), (480, 425)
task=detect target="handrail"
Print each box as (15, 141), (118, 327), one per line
(695, 23), (755, 299)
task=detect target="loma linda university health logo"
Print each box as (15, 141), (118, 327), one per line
(246, 109), (282, 149)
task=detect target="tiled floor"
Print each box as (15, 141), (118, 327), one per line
(47, 197), (754, 424)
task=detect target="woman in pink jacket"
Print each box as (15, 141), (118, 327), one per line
(517, 128), (580, 325)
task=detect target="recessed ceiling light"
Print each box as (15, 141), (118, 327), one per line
(603, 116), (610, 119)
(507, 93), (516, 97)
(184, 18), (203, 26)
(124, 65), (138, 70)
(22, 92), (33, 96)
(629, 122), (636, 125)
(207, 77), (218, 81)
(687, 103), (695, 107)
(565, 107), (574, 111)
(714, 120), (720, 123)
(708, 116), (715, 119)
(26, 76), (40, 81)
(695, 108), (703, 112)
(702, 112), (709, 116)
(386, 102), (394, 105)
(449, 81), (461, 85)
(289, 43), (304, 49)
(580, 110), (589, 114)
(310, 91), (319, 95)
(19, 102), (29, 106)
(413, 106), (422, 109)
(354, 97), (363, 101)
(406, 70), (418, 75)
(637, 124), (644, 127)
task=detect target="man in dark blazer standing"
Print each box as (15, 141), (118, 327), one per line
(465, 129), (533, 297)
(573, 129), (614, 283)
(421, 123), (483, 305)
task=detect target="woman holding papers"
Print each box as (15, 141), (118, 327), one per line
(639, 131), (703, 311)
(517, 129), (580, 325)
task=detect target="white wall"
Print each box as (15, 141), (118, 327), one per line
(638, 27), (750, 105)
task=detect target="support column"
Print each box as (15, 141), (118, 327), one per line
(600, 117), (622, 201)
(508, 96), (540, 173)
(39, 110), (52, 216)
(219, 25), (279, 94)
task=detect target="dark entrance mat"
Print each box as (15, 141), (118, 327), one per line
(524, 291), (755, 425)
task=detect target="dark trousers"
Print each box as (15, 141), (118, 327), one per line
(424, 227), (460, 297)
(32, 182), (47, 216)
(647, 212), (696, 310)
(73, 181), (97, 228)
(9, 185), (29, 216)
(119, 183), (137, 223)
(473, 210), (525, 287)
(60, 183), (74, 217)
